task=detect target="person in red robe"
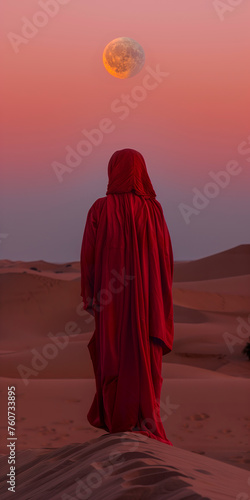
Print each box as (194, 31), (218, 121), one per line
(80, 148), (174, 446)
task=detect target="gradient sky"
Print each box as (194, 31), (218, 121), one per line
(1, 0), (249, 262)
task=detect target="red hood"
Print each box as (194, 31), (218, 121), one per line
(106, 148), (156, 199)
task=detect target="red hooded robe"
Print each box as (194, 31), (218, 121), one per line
(80, 148), (174, 445)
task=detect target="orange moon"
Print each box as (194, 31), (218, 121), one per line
(103, 37), (145, 79)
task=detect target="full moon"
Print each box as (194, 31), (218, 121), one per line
(103, 37), (145, 79)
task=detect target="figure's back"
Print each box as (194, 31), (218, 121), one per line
(89, 192), (174, 356)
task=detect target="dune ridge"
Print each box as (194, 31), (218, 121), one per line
(0, 432), (249, 500)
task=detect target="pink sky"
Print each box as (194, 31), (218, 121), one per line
(1, 0), (249, 262)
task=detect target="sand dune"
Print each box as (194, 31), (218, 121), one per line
(173, 273), (250, 316)
(0, 272), (93, 348)
(173, 244), (250, 281)
(0, 259), (80, 273)
(1, 326), (249, 380)
(1, 267), (249, 351)
(173, 286), (250, 313)
(0, 432), (249, 500)
(174, 274), (250, 296)
(0, 371), (249, 469)
(2, 244), (250, 282)
(0, 244), (250, 497)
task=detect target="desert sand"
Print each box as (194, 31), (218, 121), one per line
(0, 244), (249, 498)
(1, 432), (250, 500)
